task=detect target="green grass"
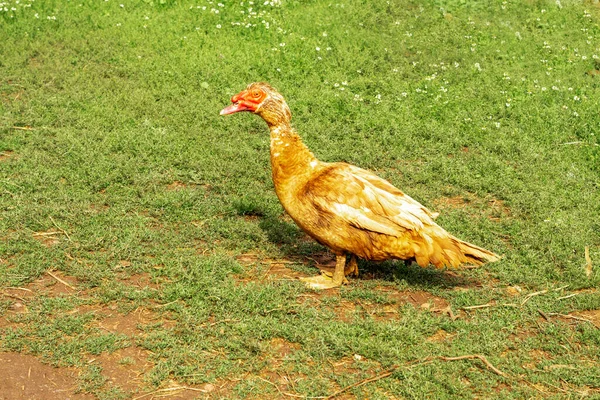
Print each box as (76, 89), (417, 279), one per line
(1, 0), (600, 398)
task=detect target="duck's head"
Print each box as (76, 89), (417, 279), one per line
(220, 82), (291, 127)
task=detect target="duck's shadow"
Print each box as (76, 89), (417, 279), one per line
(258, 215), (481, 289)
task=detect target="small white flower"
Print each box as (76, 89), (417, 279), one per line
(495, 122), (501, 128)
(216, 24), (221, 28)
(393, 68), (398, 73)
(341, 81), (348, 86)
(541, 87), (547, 91)
(573, 111), (579, 117)
(334, 83), (339, 87)
(574, 95), (580, 101)
(279, 42), (285, 46)
(322, 32), (327, 37)
(119, 3), (123, 7)
(401, 92), (407, 97)
(315, 47), (320, 51)
(552, 86), (559, 91)
(474, 63), (481, 71)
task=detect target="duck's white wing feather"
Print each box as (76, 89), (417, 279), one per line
(306, 164), (438, 236)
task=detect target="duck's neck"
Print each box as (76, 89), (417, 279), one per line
(269, 123), (318, 188)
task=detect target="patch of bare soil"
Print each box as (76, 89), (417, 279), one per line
(0, 150), (14, 161)
(433, 192), (511, 222)
(23, 271), (79, 296)
(166, 181), (188, 191)
(0, 352), (94, 400)
(92, 346), (153, 394)
(569, 309), (600, 328)
(1, 270), (179, 398)
(31, 229), (62, 247)
(426, 329), (456, 343)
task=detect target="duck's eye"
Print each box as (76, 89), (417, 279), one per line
(252, 90), (261, 98)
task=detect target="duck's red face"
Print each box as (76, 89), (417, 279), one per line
(220, 87), (268, 115)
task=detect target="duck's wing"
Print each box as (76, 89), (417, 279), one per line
(304, 163), (438, 236)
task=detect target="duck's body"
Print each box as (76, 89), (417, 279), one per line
(221, 82), (500, 289)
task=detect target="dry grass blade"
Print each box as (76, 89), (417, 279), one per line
(462, 303), (493, 310)
(585, 246), (593, 278)
(434, 355), (507, 377)
(46, 270), (75, 290)
(521, 290), (548, 305)
(325, 353), (506, 399)
(325, 368), (396, 399)
(49, 216), (71, 241)
(132, 386), (208, 400)
(546, 312), (598, 328)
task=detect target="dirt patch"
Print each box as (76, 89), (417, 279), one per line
(20, 271), (79, 296)
(235, 253), (311, 283)
(92, 346), (154, 394)
(117, 272), (161, 291)
(0, 352), (94, 400)
(0, 150), (14, 161)
(166, 181), (191, 191)
(433, 192), (511, 222)
(426, 329), (456, 343)
(570, 309), (600, 328)
(32, 229), (63, 247)
(377, 286), (450, 311)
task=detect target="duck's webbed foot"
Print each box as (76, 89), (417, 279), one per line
(300, 254), (348, 290)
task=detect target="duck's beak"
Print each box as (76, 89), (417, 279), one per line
(220, 90), (256, 115)
(220, 102), (252, 115)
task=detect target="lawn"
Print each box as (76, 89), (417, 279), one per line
(1, 0), (599, 398)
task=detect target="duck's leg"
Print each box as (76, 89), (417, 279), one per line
(300, 254), (347, 290)
(345, 255), (359, 277)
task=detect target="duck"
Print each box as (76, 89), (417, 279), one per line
(221, 82), (500, 289)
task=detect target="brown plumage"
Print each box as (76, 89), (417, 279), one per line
(221, 82), (500, 289)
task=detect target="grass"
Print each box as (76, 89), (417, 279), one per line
(1, 0), (600, 398)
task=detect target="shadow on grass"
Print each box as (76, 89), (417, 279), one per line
(257, 214), (480, 289)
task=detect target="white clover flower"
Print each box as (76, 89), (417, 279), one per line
(474, 63), (482, 71)
(279, 42), (285, 46)
(574, 95), (580, 101)
(216, 24), (221, 28)
(541, 87), (547, 91)
(315, 47), (320, 51)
